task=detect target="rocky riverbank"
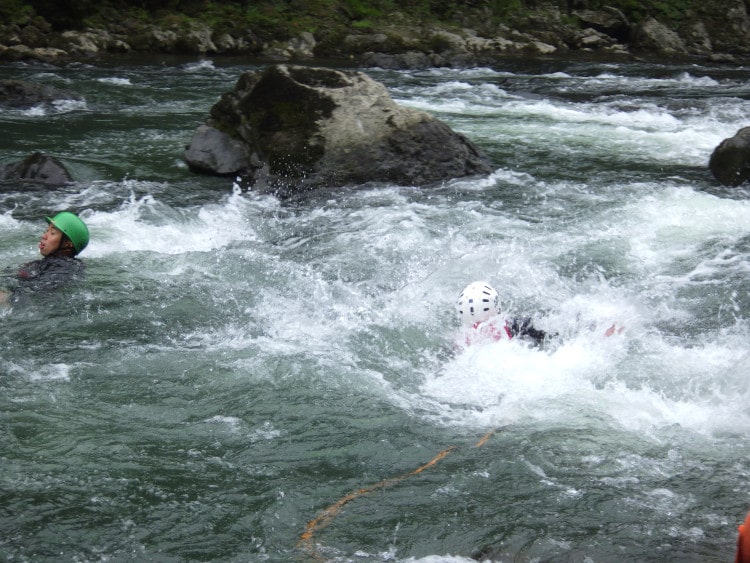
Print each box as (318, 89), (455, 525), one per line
(1, 1), (749, 69)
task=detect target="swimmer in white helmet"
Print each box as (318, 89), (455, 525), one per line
(455, 281), (622, 346)
(455, 281), (550, 346)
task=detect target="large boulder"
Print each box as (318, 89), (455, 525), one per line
(685, 0), (750, 54)
(709, 127), (750, 187)
(632, 17), (688, 55)
(0, 152), (73, 184)
(184, 65), (493, 195)
(0, 79), (82, 109)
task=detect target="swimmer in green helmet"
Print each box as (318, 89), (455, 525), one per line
(0, 211), (89, 305)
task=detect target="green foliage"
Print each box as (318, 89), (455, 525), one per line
(652, 0), (690, 23)
(560, 14), (579, 27)
(10, 0), (527, 32)
(352, 19), (376, 30)
(490, 0), (524, 20)
(26, 0), (101, 28)
(587, 0), (692, 24)
(242, 3), (301, 38)
(0, 0), (35, 25)
(1, 0), (697, 39)
(340, 0), (385, 20)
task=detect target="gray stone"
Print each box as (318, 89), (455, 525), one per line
(0, 79), (82, 109)
(1, 152), (73, 184)
(709, 127), (750, 187)
(184, 124), (251, 176)
(632, 17), (687, 55)
(184, 65), (493, 195)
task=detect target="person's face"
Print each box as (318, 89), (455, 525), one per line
(38, 223), (66, 256)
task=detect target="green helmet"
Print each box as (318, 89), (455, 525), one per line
(46, 211), (89, 254)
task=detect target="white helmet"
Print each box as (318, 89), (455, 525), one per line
(455, 281), (500, 326)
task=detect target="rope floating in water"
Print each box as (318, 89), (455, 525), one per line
(298, 428), (499, 558)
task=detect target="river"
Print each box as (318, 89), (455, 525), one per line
(1, 54), (750, 562)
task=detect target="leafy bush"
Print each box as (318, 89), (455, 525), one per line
(0, 0), (35, 25)
(5, 0), (697, 34)
(587, 0), (692, 24)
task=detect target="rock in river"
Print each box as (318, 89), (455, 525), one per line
(184, 64), (493, 195)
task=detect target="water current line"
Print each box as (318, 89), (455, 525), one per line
(298, 429), (498, 559)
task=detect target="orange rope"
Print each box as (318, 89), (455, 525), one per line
(298, 428), (500, 558)
(474, 429), (495, 448)
(298, 446), (455, 557)
(297, 430), (506, 560)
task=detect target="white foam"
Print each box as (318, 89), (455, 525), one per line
(393, 68), (750, 169)
(96, 77), (133, 86)
(182, 59), (216, 72)
(81, 187), (273, 257)
(415, 307), (750, 437)
(622, 186), (750, 272)
(2, 360), (71, 382)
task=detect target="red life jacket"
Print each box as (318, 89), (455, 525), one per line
(736, 511), (750, 563)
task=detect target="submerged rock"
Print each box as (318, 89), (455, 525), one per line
(0, 79), (82, 109)
(0, 152), (73, 184)
(184, 64), (493, 195)
(709, 127), (750, 187)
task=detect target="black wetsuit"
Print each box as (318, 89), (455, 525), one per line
(6, 256), (85, 304)
(508, 317), (552, 346)
(464, 316), (554, 348)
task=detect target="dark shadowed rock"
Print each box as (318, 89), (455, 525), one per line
(184, 124), (251, 175)
(184, 65), (493, 195)
(709, 127), (750, 187)
(0, 152), (73, 184)
(574, 8), (631, 43)
(0, 79), (82, 109)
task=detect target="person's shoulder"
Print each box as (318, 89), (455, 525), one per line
(17, 259), (45, 278)
(21, 256), (85, 283)
(44, 256), (84, 270)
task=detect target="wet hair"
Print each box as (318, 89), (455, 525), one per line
(59, 233), (77, 256)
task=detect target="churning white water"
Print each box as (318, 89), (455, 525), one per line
(1, 56), (750, 561)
